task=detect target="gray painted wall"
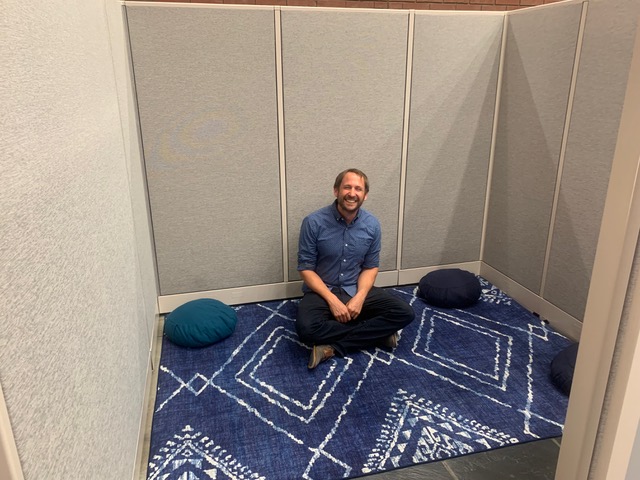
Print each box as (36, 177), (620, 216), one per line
(1, 1), (156, 478)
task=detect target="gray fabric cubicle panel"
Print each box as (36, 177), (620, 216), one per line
(483, 2), (583, 294)
(544, 0), (640, 320)
(127, 6), (282, 295)
(402, 13), (503, 269)
(282, 9), (408, 280)
(3, 2), (152, 477)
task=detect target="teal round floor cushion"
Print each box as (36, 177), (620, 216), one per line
(164, 298), (237, 348)
(418, 268), (482, 309)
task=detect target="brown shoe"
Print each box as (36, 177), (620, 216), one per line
(308, 345), (335, 369)
(382, 333), (399, 349)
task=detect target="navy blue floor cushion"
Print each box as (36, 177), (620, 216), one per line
(550, 342), (579, 395)
(418, 268), (482, 308)
(164, 298), (237, 348)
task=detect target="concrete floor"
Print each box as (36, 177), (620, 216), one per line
(361, 437), (561, 479)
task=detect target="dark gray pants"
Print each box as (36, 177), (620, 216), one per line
(296, 286), (415, 357)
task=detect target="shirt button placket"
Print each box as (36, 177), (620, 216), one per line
(342, 230), (349, 284)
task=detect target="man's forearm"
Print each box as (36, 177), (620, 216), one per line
(355, 267), (378, 299)
(299, 270), (338, 302)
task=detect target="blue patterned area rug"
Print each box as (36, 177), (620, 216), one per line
(146, 279), (571, 480)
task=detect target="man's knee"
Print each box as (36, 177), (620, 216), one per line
(394, 298), (415, 326)
(296, 303), (328, 344)
(295, 317), (315, 344)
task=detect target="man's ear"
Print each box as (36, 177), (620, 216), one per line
(333, 187), (339, 198)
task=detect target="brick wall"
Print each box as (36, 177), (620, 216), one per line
(131, 0), (564, 11)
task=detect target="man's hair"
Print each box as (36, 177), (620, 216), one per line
(333, 168), (370, 194)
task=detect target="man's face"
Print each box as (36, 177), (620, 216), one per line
(334, 172), (368, 216)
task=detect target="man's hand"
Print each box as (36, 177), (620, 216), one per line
(300, 270), (353, 322)
(345, 267), (378, 321)
(345, 294), (365, 320)
(329, 297), (351, 323)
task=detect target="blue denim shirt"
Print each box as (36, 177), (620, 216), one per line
(297, 202), (381, 297)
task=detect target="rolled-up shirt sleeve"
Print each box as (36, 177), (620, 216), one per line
(362, 221), (381, 269)
(297, 216), (317, 272)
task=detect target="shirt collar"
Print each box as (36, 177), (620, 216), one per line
(332, 200), (360, 224)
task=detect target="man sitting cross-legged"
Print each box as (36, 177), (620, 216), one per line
(296, 168), (415, 369)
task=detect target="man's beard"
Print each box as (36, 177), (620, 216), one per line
(337, 195), (364, 214)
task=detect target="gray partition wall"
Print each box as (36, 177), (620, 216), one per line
(3, 2), (157, 478)
(126, 2), (639, 328)
(543, 0), (640, 319)
(483, 2), (584, 294)
(281, 9), (409, 280)
(403, 12), (503, 269)
(127, 6), (282, 295)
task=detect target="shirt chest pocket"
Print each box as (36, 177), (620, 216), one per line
(348, 234), (374, 265)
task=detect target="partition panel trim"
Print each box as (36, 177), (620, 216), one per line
(124, 2), (274, 11)
(122, 4), (163, 296)
(396, 10), (415, 272)
(0, 382), (23, 480)
(479, 13), (508, 261)
(408, 11), (505, 17)
(275, 7), (289, 282)
(398, 261), (481, 284)
(539, 1), (589, 297)
(504, 0), (583, 15)
(282, 6), (416, 14)
(557, 19), (640, 475)
(158, 270), (400, 312)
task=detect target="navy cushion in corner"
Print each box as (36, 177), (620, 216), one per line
(418, 268), (482, 309)
(164, 298), (237, 348)
(550, 342), (579, 396)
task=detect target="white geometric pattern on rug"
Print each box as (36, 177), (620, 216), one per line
(155, 294), (562, 442)
(149, 284), (569, 479)
(362, 388), (518, 475)
(520, 323), (565, 438)
(147, 425), (265, 480)
(478, 278), (513, 306)
(155, 301), (297, 414)
(389, 286), (566, 438)
(414, 310), (513, 389)
(153, 300), (380, 479)
(234, 326), (354, 423)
